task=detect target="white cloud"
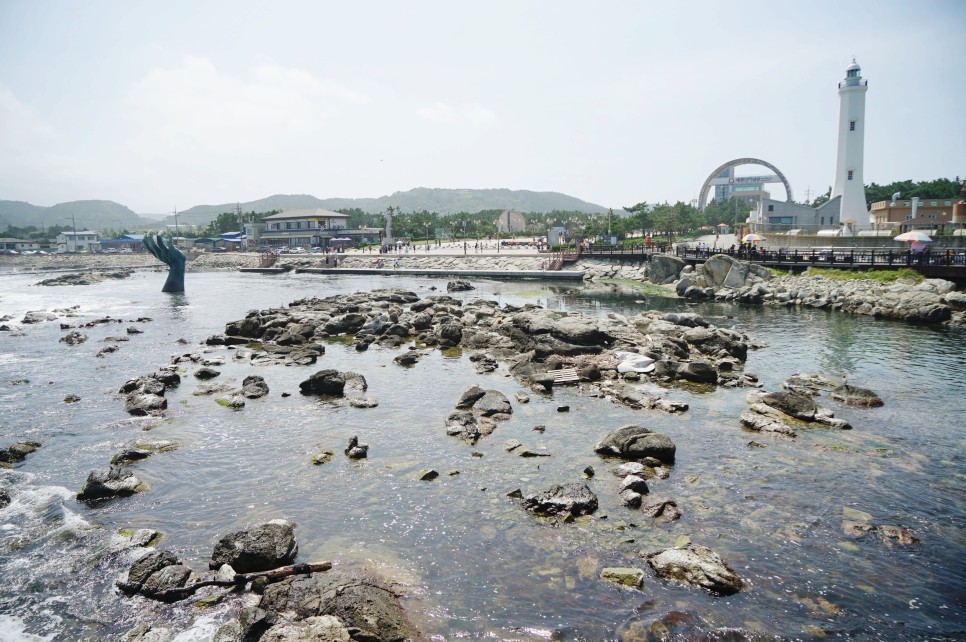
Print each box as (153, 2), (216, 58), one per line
(123, 57), (370, 160)
(418, 102), (497, 125)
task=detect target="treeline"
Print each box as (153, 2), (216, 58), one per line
(811, 177), (962, 207)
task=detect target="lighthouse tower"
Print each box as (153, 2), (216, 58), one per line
(832, 58), (869, 228)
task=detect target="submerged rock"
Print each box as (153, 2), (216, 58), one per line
(829, 384), (884, 407)
(601, 567), (645, 588)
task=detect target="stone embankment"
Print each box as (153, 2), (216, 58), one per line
(670, 253), (964, 325)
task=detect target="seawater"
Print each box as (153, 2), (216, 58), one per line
(0, 269), (964, 641)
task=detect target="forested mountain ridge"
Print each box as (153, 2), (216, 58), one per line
(165, 188), (610, 227)
(0, 199), (147, 232)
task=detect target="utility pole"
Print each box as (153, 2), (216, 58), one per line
(71, 214), (78, 252)
(172, 208), (179, 241)
(236, 203), (244, 250)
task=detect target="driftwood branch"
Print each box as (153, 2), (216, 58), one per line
(153, 561), (332, 602)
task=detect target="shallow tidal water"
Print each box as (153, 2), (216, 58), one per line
(0, 268), (964, 641)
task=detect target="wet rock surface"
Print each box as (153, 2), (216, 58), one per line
(37, 270), (133, 286)
(0, 441), (42, 468)
(77, 464), (146, 501)
(522, 482), (599, 517)
(208, 521), (299, 573)
(594, 425), (676, 464)
(208, 289), (754, 408)
(258, 569), (418, 642)
(643, 543), (744, 595)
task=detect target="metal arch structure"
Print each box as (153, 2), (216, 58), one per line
(698, 157), (793, 210)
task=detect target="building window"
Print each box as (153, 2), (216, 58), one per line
(821, 216), (825, 225)
(767, 205), (774, 212)
(847, 170), (854, 180)
(286, 222), (293, 229)
(849, 120), (855, 131)
(944, 200), (952, 206)
(930, 201), (937, 206)
(905, 215), (912, 220)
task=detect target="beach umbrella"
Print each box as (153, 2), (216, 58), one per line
(742, 233), (766, 243)
(893, 231), (932, 243)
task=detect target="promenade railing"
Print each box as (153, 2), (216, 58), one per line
(673, 246), (966, 268)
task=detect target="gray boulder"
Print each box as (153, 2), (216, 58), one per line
(322, 312), (367, 334)
(117, 550), (181, 594)
(344, 435), (369, 459)
(474, 390), (512, 417)
(194, 366), (221, 380)
(241, 375), (270, 399)
(60, 331), (88, 345)
(258, 570), (418, 642)
(0, 441), (42, 467)
(673, 360), (718, 384)
(643, 543), (744, 595)
(760, 391), (818, 421)
(648, 255), (686, 284)
(208, 521), (298, 573)
(445, 411), (484, 444)
(124, 393), (167, 416)
(140, 564), (193, 599)
(522, 482), (598, 517)
(77, 465), (145, 501)
(456, 385), (486, 410)
(447, 279), (475, 291)
(393, 351), (422, 367)
(22, 310), (57, 324)
(298, 369), (348, 396)
(594, 425), (676, 464)
(700, 254), (770, 290)
(641, 497), (682, 523)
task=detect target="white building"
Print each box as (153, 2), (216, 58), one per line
(832, 59), (869, 228)
(0, 238), (41, 251)
(259, 208), (381, 249)
(56, 231), (99, 252)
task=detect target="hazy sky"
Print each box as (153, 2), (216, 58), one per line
(1, 0), (963, 214)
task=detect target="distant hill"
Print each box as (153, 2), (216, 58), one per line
(163, 188), (610, 227)
(0, 200), (148, 232)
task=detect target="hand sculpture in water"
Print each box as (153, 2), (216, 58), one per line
(143, 232), (186, 293)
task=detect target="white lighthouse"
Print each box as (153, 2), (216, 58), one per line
(831, 58), (869, 228)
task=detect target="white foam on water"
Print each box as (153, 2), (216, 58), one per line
(0, 614), (56, 642)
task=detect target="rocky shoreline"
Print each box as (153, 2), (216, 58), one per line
(3, 251), (963, 326)
(2, 264), (938, 639)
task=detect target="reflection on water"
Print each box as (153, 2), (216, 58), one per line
(0, 270), (963, 640)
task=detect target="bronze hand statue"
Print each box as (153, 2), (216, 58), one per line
(143, 232), (186, 292)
